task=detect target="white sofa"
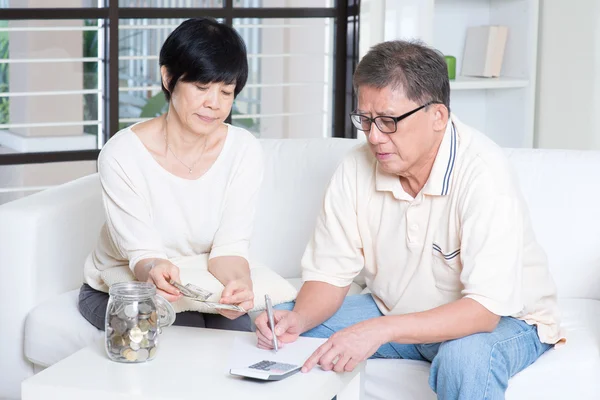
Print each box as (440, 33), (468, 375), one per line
(1, 138), (600, 399)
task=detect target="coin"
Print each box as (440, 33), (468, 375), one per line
(129, 327), (143, 343)
(111, 335), (126, 348)
(123, 349), (138, 362)
(149, 311), (157, 326)
(149, 346), (157, 359)
(130, 341), (141, 351)
(124, 304), (138, 319)
(140, 338), (150, 348)
(138, 302), (152, 315)
(126, 318), (138, 330)
(138, 319), (150, 333)
(110, 317), (127, 334)
(137, 348), (149, 361)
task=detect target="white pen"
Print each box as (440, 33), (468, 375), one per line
(265, 294), (278, 352)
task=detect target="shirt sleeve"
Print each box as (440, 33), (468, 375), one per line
(209, 140), (264, 261)
(459, 165), (525, 316)
(301, 156), (364, 287)
(98, 154), (168, 272)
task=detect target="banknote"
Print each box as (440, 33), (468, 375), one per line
(169, 280), (212, 301)
(169, 280), (245, 312)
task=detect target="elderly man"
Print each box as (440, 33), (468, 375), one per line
(255, 40), (563, 399)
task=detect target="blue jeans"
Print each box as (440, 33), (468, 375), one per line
(276, 294), (552, 400)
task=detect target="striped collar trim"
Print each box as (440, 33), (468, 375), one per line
(423, 120), (458, 196)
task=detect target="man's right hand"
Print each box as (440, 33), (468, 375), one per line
(255, 309), (305, 350)
(135, 259), (183, 303)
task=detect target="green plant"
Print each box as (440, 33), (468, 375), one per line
(0, 20), (9, 125)
(139, 91), (169, 118)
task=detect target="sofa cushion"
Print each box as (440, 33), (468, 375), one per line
(363, 298), (600, 399)
(24, 289), (102, 368)
(24, 280), (365, 368)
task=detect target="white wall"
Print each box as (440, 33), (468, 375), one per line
(535, 0), (600, 150)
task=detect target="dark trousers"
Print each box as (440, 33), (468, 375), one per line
(77, 283), (251, 332)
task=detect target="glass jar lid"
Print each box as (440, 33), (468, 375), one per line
(109, 281), (156, 300)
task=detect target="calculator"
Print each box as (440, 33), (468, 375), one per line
(229, 360), (302, 381)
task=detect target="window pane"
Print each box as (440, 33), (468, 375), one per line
(118, 18), (183, 130)
(233, 18), (334, 138)
(118, 0), (222, 7)
(0, 19), (102, 155)
(1, 0), (99, 7)
(0, 160), (96, 205)
(234, 0), (332, 7)
(117, 18), (334, 139)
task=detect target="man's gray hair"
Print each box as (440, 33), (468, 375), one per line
(353, 40), (450, 112)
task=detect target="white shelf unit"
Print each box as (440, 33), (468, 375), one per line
(450, 76), (529, 90)
(380, 0), (539, 148)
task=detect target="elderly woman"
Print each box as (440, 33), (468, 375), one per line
(78, 18), (262, 332)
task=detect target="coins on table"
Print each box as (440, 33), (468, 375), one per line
(105, 299), (159, 363)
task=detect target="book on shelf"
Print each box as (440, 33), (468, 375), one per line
(461, 25), (508, 78)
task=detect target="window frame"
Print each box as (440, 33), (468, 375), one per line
(0, 0), (360, 166)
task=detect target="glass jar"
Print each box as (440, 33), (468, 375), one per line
(105, 281), (176, 363)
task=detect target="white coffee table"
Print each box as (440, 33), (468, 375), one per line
(22, 326), (365, 400)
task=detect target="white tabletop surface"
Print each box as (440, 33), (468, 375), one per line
(22, 326), (364, 400)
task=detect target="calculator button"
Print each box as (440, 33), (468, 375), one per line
(249, 360), (276, 370)
(270, 363), (296, 371)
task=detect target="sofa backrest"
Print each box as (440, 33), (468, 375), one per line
(250, 138), (361, 278)
(3, 139), (600, 301)
(504, 148), (600, 299)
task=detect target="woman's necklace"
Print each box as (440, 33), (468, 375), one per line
(164, 128), (207, 174)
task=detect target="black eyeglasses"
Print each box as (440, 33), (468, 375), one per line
(350, 101), (437, 134)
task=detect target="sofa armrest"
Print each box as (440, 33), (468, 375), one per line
(0, 173), (104, 399)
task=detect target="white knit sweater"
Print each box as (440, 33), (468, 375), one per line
(83, 123), (264, 292)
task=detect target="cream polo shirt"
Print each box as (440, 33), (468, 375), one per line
(301, 115), (563, 345)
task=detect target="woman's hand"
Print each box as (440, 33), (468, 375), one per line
(219, 279), (254, 319)
(135, 258), (183, 302)
(207, 256), (254, 319)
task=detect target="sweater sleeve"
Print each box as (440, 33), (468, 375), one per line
(98, 154), (168, 272)
(209, 139), (264, 261)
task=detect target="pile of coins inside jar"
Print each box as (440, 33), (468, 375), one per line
(105, 300), (159, 362)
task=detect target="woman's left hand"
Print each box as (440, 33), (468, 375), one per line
(219, 279), (254, 319)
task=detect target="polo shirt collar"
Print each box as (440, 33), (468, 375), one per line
(422, 117), (458, 196)
(375, 115), (458, 198)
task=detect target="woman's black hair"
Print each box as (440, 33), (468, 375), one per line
(159, 18), (248, 100)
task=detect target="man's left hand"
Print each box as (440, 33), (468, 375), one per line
(302, 319), (386, 373)
(218, 279), (254, 320)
